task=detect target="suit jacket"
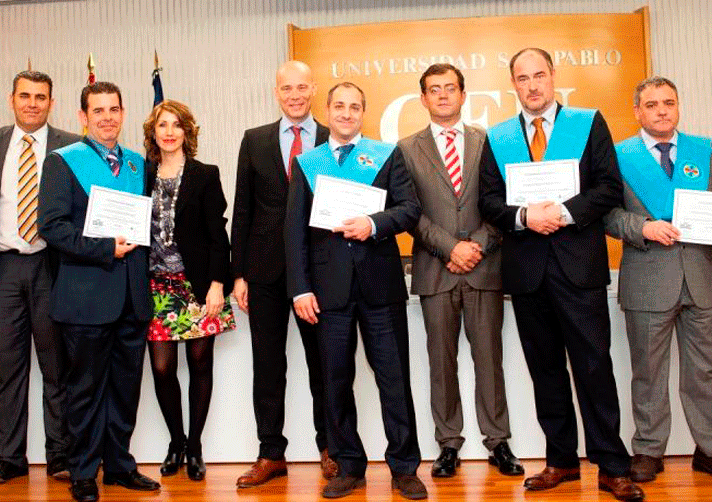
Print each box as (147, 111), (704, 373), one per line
(0, 124), (80, 277)
(604, 138), (712, 311)
(231, 119), (329, 284)
(479, 104), (623, 295)
(37, 141), (152, 325)
(284, 144), (421, 310)
(399, 124), (501, 296)
(148, 158), (232, 301)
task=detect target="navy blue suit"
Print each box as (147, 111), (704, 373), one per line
(38, 139), (151, 480)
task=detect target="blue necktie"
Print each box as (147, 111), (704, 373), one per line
(655, 142), (674, 178)
(337, 144), (355, 166)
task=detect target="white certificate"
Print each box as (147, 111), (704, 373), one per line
(505, 159), (580, 206)
(83, 186), (152, 246)
(309, 175), (387, 231)
(672, 189), (712, 245)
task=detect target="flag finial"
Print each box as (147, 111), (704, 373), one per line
(27, 57), (32, 71)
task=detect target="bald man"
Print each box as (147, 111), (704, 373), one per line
(231, 61), (335, 487)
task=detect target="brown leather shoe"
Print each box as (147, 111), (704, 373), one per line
(236, 458), (287, 488)
(523, 466), (580, 490)
(322, 475), (365, 498)
(630, 454), (663, 482)
(598, 472), (645, 501)
(692, 446), (712, 475)
(392, 473), (428, 500)
(320, 449), (339, 480)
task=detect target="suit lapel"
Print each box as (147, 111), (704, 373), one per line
(416, 127), (457, 196)
(0, 127), (12, 189)
(315, 121), (329, 146)
(459, 126), (479, 195)
(175, 158), (197, 216)
(269, 120), (288, 187)
(46, 125), (61, 152)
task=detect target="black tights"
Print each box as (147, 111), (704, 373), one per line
(149, 337), (215, 456)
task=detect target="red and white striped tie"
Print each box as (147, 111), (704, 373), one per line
(444, 128), (462, 196)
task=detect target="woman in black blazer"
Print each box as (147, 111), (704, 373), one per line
(143, 100), (234, 481)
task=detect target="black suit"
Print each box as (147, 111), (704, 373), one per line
(479, 106), (631, 476)
(148, 158), (231, 301)
(38, 140), (152, 480)
(285, 143), (422, 477)
(0, 124), (79, 469)
(230, 119), (329, 459)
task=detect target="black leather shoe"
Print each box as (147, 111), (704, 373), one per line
(431, 447), (459, 478)
(47, 456), (70, 479)
(187, 453), (206, 481)
(70, 479), (99, 502)
(0, 460), (28, 483)
(693, 446), (712, 475)
(488, 442), (524, 475)
(160, 439), (186, 476)
(103, 470), (160, 491)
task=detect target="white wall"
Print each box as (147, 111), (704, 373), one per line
(1, 0), (707, 463)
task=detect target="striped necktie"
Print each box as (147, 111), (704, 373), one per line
(337, 144), (354, 165)
(18, 134), (39, 244)
(107, 149), (120, 177)
(444, 128), (462, 196)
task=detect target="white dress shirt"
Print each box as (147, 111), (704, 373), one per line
(0, 123), (48, 253)
(279, 114), (318, 173)
(640, 128), (678, 165)
(430, 120), (465, 173)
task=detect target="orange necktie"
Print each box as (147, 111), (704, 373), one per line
(530, 117), (547, 162)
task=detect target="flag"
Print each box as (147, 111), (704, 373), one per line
(87, 53), (95, 84)
(152, 50), (164, 107)
(27, 57), (32, 71)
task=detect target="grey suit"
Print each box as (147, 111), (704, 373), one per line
(605, 136), (712, 457)
(398, 125), (510, 451)
(0, 124), (79, 468)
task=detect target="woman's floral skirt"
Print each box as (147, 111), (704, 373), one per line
(148, 271), (235, 342)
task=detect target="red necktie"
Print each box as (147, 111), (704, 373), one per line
(288, 126), (302, 181)
(444, 128), (462, 196)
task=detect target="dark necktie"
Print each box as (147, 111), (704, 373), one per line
(287, 126), (302, 181)
(337, 144), (355, 166)
(107, 149), (120, 177)
(655, 142), (674, 178)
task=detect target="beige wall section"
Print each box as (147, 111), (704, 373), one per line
(1, 0), (710, 212)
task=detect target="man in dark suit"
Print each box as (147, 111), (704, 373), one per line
(38, 82), (159, 502)
(285, 82), (425, 500)
(398, 63), (522, 478)
(0, 71), (78, 483)
(479, 48), (643, 501)
(231, 61), (334, 487)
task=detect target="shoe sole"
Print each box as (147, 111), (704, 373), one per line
(237, 467), (287, 488)
(524, 472), (580, 491)
(488, 456), (525, 476)
(598, 482), (645, 501)
(322, 477), (366, 498)
(391, 478), (427, 500)
(692, 460), (712, 475)
(50, 470), (71, 480)
(102, 478), (160, 491)
(431, 458), (460, 478)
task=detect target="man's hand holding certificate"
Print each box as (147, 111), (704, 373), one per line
(672, 189), (712, 246)
(83, 186), (152, 247)
(309, 175), (386, 235)
(505, 159), (580, 206)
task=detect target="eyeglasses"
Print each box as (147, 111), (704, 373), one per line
(426, 84), (460, 96)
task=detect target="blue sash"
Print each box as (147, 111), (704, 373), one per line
(616, 132), (711, 221)
(55, 141), (145, 196)
(487, 107), (596, 179)
(296, 137), (396, 192)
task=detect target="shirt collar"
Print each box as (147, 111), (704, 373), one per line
(430, 120), (465, 139)
(280, 114), (316, 136)
(329, 133), (362, 153)
(86, 137), (122, 160)
(11, 122), (48, 148)
(521, 100), (557, 128)
(640, 128), (678, 151)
